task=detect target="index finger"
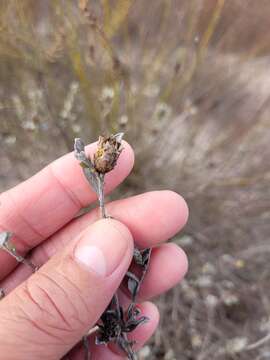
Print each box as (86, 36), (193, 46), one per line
(0, 140), (134, 279)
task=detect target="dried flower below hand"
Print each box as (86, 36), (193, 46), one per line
(74, 134), (152, 360)
(96, 299), (148, 359)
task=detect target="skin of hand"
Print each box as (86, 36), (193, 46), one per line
(0, 141), (188, 360)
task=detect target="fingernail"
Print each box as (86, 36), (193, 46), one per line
(74, 220), (129, 277)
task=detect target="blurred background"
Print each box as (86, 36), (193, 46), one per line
(1, 0), (270, 359)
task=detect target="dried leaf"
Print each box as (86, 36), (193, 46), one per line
(127, 303), (140, 319)
(0, 232), (12, 248)
(83, 167), (100, 194)
(74, 138), (93, 168)
(133, 247), (151, 267)
(113, 132), (124, 143)
(126, 272), (140, 300)
(74, 138), (100, 194)
(74, 137), (85, 153)
(141, 248), (152, 267)
(133, 247), (143, 264)
(117, 335), (136, 360)
(124, 316), (149, 332)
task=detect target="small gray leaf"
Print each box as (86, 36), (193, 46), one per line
(133, 247), (143, 265)
(74, 138), (100, 195)
(74, 138), (85, 154)
(113, 132), (124, 143)
(127, 272), (140, 300)
(0, 232), (12, 248)
(74, 138), (93, 168)
(83, 167), (99, 194)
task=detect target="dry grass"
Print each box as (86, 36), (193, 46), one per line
(0, 1), (270, 359)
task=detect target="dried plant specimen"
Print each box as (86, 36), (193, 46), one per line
(74, 134), (152, 360)
(74, 133), (123, 218)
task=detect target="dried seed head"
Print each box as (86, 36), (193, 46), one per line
(93, 133), (123, 174)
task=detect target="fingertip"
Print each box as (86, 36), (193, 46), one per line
(161, 190), (189, 232)
(132, 301), (160, 350)
(168, 242), (189, 278)
(142, 190), (189, 246)
(122, 140), (135, 169)
(139, 242), (188, 299)
(70, 218), (134, 280)
(93, 218), (134, 251)
(155, 242), (188, 283)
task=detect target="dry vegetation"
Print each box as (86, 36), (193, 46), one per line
(0, 1), (270, 359)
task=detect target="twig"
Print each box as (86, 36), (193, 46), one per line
(245, 333), (270, 351)
(0, 232), (39, 272)
(87, 325), (99, 337)
(82, 335), (90, 360)
(97, 174), (106, 218)
(197, 301), (216, 360)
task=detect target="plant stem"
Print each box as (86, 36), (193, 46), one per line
(87, 325), (99, 337)
(0, 234), (38, 272)
(97, 174), (106, 218)
(4, 246), (38, 272)
(82, 175), (108, 359)
(82, 335), (90, 360)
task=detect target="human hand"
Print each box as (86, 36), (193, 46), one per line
(0, 141), (188, 360)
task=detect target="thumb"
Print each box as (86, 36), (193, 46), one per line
(0, 219), (133, 360)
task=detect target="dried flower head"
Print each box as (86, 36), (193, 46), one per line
(96, 300), (148, 359)
(93, 133), (123, 174)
